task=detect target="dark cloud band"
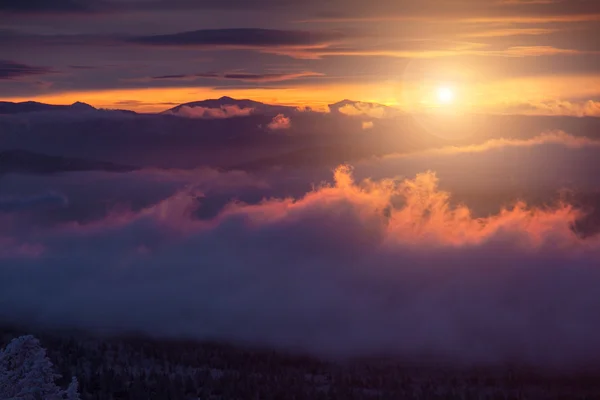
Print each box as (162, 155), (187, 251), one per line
(130, 28), (344, 48)
(0, 60), (53, 80)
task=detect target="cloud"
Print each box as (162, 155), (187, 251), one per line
(130, 28), (343, 49)
(362, 131), (600, 184)
(0, 193), (68, 212)
(0, 167), (271, 234)
(222, 72), (324, 82)
(345, 131), (600, 230)
(4, 0), (598, 25)
(0, 237), (44, 258)
(125, 73), (220, 82)
(361, 121), (374, 130)
(0, 0), (327, 15)
(299, 0), (600, 23)
(264, 40), (487, 59)
(0, 60), (54, 80)
(0, 0), (93, 13)
(459, 28), (559, 38)
(267, 114), (291, 130)
(295, 105), (331, 113)
(126, 28), (358, 60)
(292, 43), (591, 60)
(113, 100), (179, 107)
(3, 133), (600, 368)
(505, 100), (600, 117)
(499, 0), (559, 4)
(128, 71), (324, 83)
(3, 164), (600, 369)
(167, 104), (254, 119)
(414, 131), (600, 155)
(335, 102), (391, 118)
(494, 46), (583, 57)
(68, 65), (99, 70)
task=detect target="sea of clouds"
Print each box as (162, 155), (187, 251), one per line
(1, 131), (600, 370)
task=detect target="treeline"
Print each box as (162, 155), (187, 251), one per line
(1, 326), (600, 400)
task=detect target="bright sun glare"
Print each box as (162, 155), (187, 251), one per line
(437, 87), (455, 104)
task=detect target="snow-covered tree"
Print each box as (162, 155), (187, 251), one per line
(0, 335), (63, 400)
(65, 376), (81, 400)
(0, 352), (7, 398)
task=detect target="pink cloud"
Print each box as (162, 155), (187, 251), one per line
(3, 163), (600, 368)
(267, 114), (291, 130)
(0, 237), (44, 258)
(508, 100), (600, 117)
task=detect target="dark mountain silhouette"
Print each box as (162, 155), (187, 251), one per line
(65, 101), (96, 111)
(2, 97), (600, 171)
(163, 96), (296, 116)
(0, 101), (138, 115)
(0, 150), (138, 175)
(0, 101), (96, 114)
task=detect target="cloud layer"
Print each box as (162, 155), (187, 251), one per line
(0, 60), (53, 80)
(2, 133), (600, 370)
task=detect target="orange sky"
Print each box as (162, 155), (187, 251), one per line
(4, 74), (599, 116)
(2, 0), (600, 116)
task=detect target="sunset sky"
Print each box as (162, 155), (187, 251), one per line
(6, 0), (600, 379)
(1, 0), (600, 113)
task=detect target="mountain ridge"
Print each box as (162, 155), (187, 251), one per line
(0, 97), (400, 116)
(0, 149), (138, 175)
(162, 96), (298, 116)
(0, 101), (139, 115)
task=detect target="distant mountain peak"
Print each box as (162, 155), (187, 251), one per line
(327, 99), (401, 118)
(70, 101), (95, 110)
(0, 101), (97, 115)
(330, 99), (380, 107)
(163, 97), (296, 117)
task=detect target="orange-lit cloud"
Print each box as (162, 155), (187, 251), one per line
(268, 42), (588, 60)
(4, 159), (600, 365)
(10, 161), (591, 251)
(300, 13), (600, 24)
(198, 166), (577, 247)
(267, 114), (291, 130)
(499, 0), (559, 4)
(493, 46), (582, 57)
(506, 100), (600, 117)
(332, 100), (402, 118)
(459, 28), (559, 38)
(408, 131), (600, 157)
(338, 103), (387, 118)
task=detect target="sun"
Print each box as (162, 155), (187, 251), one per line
(437, 87), (455, 104)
